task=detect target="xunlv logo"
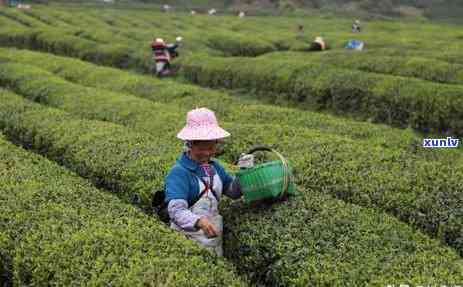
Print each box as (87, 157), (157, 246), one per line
(422, 137), (459, 148)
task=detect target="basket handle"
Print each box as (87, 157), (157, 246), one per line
(244, 145), (290, 199)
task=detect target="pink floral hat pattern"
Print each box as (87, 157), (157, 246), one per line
(177, 107), (230, 141)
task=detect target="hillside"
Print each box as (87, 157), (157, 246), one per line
(139, 0), (463, 20)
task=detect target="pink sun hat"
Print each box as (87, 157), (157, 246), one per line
(177, 107), (230, 141)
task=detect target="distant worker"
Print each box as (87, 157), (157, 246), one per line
(352, 19), (361, 33)
(150, 36), (183, 76)
(345, 39), (364, 51)
(308, 36), (326, 51)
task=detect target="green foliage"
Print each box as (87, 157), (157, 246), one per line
(0, 51), (462, 261)
(0, 47), (425, 149)
(206, 32), (277, 56)
(0, 88), (175, 208)
(0, 8), (49, 28)
(1, 89), (463, 286)
(223, 190), (463, 286)
(266, 51), (463, 85)
(0, 131), (248, 286)
(179, 53), (463, 136)
(1, 6), (463, 286)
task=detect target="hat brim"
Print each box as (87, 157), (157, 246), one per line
(177, 125), (230, 141)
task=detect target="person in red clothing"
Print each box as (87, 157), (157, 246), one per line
(151, 38), (170, 74)
(150, 37), (182, 76)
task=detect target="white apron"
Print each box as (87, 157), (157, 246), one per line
(171, 173), (224, 256)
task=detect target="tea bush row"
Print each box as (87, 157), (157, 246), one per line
(1, 90), (463, 286)
(0, 130), (248, 286)
(179, 54), (463, 136)
(1, 57), (462, 256)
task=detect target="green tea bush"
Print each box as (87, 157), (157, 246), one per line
(0, 13), (27, 30)
(179, 54), (463, 136)
(1, 91), (462, 286)
(0, 7), (295, 65)
(22, 9), (72, 28)
(0, 50), (426, 151)
(222, 189), (463, 286)
(1, 7), (463, 285)
(0, 132), (248, 286)
(261, 51), (463, 85)
(224, 123), (463, 254)
(0, 28), (37, 49)
(0, 49), (460, 157)
(206, 32), (277, 57)
(0, 24), (139, 69)
(0, 89), (176, 208)
(0, 9), (49, 28)
(1, 86), (463, 263)
(3, 5), (463, 68)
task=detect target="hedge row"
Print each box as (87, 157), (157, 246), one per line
(179, 54), (463, 136)
(205, 32), (278, 57)
(3, 6), (463, 65)
(0, 60), (187, 141)
(104, 8), (294, 55)
(31, 29), (140, 68)
(5, 6), (463, 81)
(2, 55), (463, 258)
(320, 45), (463, 66)
(1, 89), (462, 286)
(41, 7), (101, 28)
(0, 8), (280, 62)
(0, 28), (38, 49)
(4, 52), (460, 176)
(0, 12), (26, 30)
(0, 61), (189, 167)
(222, 189), (463, 286)
(0, 88), (180, 208)
(22, 8), (70, 27)
(0, 47), (429, 152)
(264, 51), (463, 85)
(0, 7), (132, 45)
(0, 27), (141, 69)
(0, 8), (49, 28)
(0, 131), (248, 286)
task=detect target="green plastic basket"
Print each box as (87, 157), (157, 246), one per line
(236, 146), (296, 204)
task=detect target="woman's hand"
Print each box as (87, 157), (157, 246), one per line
(196, 217), (218, 238)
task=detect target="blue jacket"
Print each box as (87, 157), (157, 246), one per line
(164, 153), (234, 206)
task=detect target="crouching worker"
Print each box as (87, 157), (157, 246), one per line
(164, 107), (243, 256)
(308, 36), (327, 51)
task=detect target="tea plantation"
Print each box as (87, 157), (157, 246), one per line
(0, 4), (462, 286)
